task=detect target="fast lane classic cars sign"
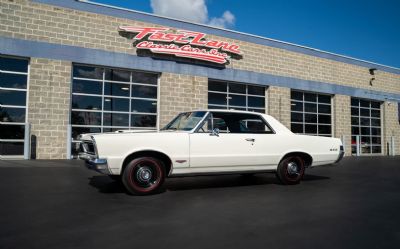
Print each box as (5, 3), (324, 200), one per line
(118, 26), (242, 64)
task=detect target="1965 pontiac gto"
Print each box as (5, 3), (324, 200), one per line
(79, 110), (344, 195)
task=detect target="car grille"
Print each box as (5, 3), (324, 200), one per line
(80, 141), (96, 155)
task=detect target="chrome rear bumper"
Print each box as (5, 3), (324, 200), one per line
(334, 145), (345, 164)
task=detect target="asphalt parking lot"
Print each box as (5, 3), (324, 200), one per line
(0, 157), (399, 249)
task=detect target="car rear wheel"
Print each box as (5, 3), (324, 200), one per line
(122, 157), (166, 195)
(276, 156), (305, 185)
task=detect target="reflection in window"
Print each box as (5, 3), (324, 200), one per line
(208, 80), (266, 113)
(351, 98), (382, 155)
(0, 56), (28, 158)
(290, 90), (332, 137)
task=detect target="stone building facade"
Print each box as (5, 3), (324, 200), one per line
(0, 0), (399, 159)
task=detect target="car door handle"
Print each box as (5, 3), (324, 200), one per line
(245, 138), (255, 142)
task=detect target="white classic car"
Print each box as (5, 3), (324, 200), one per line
(79, 110), (344, 195)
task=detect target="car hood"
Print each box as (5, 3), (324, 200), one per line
(78, 129), (181, 141)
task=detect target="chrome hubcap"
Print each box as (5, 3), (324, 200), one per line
(287, 162), (299, 175)
(136, 166), (152, 183)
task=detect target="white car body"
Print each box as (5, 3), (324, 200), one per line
(79, 110), (344, 177)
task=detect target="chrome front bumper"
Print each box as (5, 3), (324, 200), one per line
(79, 153), (111, 175)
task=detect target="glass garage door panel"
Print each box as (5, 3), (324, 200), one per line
(290, 90), (332, 137)
(350, 98), (382, 155)
(0, 56), (29, 159)
(71, 64), (159, 158)
(208, 80), (266, 113)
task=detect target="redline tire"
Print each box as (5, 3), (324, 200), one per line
(276, 156), (305, 185)
(122, 157), (166, 195)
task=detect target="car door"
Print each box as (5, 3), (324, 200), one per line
(189, 112), (276, 168)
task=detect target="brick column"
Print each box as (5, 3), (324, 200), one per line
(159, 73), (207, 127)
(267, 86), (290, 129)
(28, 58), (71, 159)
(333, 94), (352, 156)
(382, 101), (400, 155)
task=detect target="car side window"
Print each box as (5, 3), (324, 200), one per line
(210, 112), (273, 134)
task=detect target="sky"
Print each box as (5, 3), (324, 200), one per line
(94, 0), (400, 68)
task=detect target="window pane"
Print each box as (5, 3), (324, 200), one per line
(73, 65), (103, 79)
(248, 85), (264, 96)
(360, 108), (370, 117)
(291, 112), (303, 122)
(351, 117), (359, 125)
(248, 108), (265, 113)
(0, 90), (26, 106)
(361, 127), (370, 135)
(305, 103), (317, 113)
(371, 118), (380, 126)
(371, 101), (380, 109)
(0, 73), (27, 89)
(351, 107), (359, 116)
(318, 114), (331, 124)
(351, 98), (359, 107)
(304, 93), (317, 102)
(71, 111), (101, 125)
(318, 104), (331, 114)
(291, 101), (303, 112)
(305, 124), (317, 134)
(0, 107), (25, 122)
(291, 123), (303, 133)
(132, 85), (157, 99)
(72, 80), (102, 95)
(104, 82), (130, 97)
(208, 105), (223, 109)
(351, 126), (359, 135)
(72, 127), (101, 139)
(131, 114), (156, 127)
(0, 124), (25, 139)
(248, 96), (264, 108)
(229, 83), (246, 94)
(131, 99), (157, 113)
(371, 109), (380, 118)
(104, 69), (130, 82)
(132, 72), (158, 85)
(72, 95), (102, 110)
(208, 92), (227, 105)
(291, 91), (303, 101)
(371, 137), (381, 144)
(103, 113), (129, 126)
(360, 99), (370, 108)
(229, 94), (246, 107)
(360, 118), (370, 126)
(104, 97), (129, 112)
(371, 146), (381, 153)
(318, 125), (331, 135)
(362, 146), (371, 154)
(208, 81), (227, 92)
(318, 95), (331, 104)
(371, 128), (381, 136)
(0, 57), (28, 72)
(305, 114), (317, 123)
(0, 142), (24, 156)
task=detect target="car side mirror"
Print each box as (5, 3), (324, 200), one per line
(210, 128), (220, 137)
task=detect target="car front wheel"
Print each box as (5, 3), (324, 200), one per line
(122, 157), (166, 195)
(276, 156), (305, 185)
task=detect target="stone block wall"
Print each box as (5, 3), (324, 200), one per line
(28, 58), (71, 159)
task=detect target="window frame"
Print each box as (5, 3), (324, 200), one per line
(0, 55), (30, 158)
(208, 79), (266, 113)
(350, 97), (382, 155)
(290, 90), (333, 137)
(195, 111), (275, 134)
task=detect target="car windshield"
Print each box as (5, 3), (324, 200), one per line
(161, 111), (207, 131)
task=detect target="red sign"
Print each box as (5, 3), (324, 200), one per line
(119, 27), (242, 64)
